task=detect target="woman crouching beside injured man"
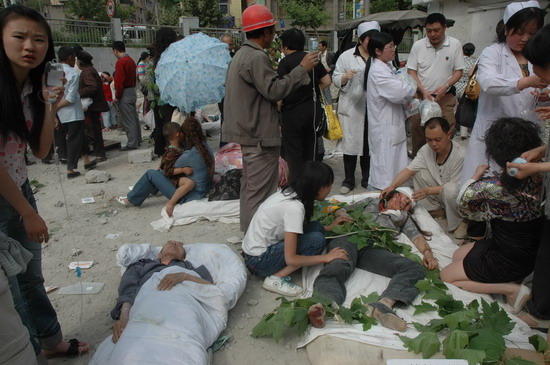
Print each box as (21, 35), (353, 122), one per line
(242, 160), (437, 332)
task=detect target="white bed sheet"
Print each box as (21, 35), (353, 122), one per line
(150, 199), (239, 232)
(297, 192), (545, 352)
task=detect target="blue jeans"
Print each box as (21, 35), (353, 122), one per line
(127, 169), (203, 206)
(1, 180), (62, 354)
(244, 221), (326, 277)
(313, 237), (425, 305)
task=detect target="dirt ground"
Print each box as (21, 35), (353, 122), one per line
(29, 104), (463, 364)
(30, 111), (374, 364)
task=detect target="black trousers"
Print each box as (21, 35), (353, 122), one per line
(82, 111), (106, 158)
(152, 104), (176, 157)
(343, 117), (370, 188)
(54, 120), (84, 171)
(281, 103), (321, 182)
(527, 219), (550, 319)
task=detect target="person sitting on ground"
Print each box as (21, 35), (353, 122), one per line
(164, 116), (215, 217)
(381, 117), (467, 239)
(110, 240), (213, 343)
(117, 122), (188, 208)
(309, 188), (438, 332)
(440, 117), (544, 315)
(117, 118), (214, 217)
(243, 161), (351, 297)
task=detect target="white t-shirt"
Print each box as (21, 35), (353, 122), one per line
(407, 36), (465, 93)
(242, 191), (305, 256)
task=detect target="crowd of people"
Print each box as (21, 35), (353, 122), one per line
(2, 1), (550, 363)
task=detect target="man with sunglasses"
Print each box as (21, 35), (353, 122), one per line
(309, 188), (438, 332)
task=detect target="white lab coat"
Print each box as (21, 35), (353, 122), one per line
(333, 47), (368, 155)
(461, 42), (542, 184)
(367, 58), (416, 189)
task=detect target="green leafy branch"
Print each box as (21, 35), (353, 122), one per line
(251, 292), (380, 343)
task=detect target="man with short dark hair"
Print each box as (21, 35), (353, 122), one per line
(381, 117), (467, 239)
(222, 4), (318, 232)
(56, 46), (86, 179)
(407, 13), (465, 157)
(112, 41), (141, 151)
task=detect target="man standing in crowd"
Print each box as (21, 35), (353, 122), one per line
(56, 46), (85, 179)
(222, 4), (318, 232)
(407, 13), (465, 157)
(381, 117), (467, 239)
(112, 41), (141, 151)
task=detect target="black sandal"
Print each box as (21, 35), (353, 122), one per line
(84, 160), (97, 170)
(45, 338), (88, 359)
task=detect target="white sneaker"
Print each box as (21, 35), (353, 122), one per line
(262, 276), (303, 296)
(340, 186), (351, 194)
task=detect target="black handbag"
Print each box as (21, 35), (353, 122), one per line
(455, 94), (478, 128)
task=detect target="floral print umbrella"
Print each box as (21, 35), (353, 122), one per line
(155, 32), (231, 112)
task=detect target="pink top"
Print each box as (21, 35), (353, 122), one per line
(0, 79), (33, 187)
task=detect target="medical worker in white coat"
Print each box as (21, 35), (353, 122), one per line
(461, 1), (547, 185)
(366, 32), (416, 190)
(332, 21), (380, 194)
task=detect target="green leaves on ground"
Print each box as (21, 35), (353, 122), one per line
(251, 293), (380, 342)
(413, 301), (438, 315)
(399, 332), (441, 359)
(529, 334), (549, 353)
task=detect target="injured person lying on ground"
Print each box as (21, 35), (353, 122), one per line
(110, 240), (213, 343)
(90, 241), (247, 365)
(309, 188), (438, 332)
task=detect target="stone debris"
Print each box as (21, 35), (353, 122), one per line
(85, 170), (111, 183)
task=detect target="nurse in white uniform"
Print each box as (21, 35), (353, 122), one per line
(366, 32), (416, 190)
(461, 1), (547, 185)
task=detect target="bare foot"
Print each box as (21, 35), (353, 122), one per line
(165, 202), (175, 217)
(43, 339), (89, 358)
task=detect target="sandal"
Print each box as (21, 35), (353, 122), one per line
(45, 338), (89, 358)
(116, 196), (130, 207)
(510, 285), (531, 314)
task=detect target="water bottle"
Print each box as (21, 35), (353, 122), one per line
(508, 157), (527, 177)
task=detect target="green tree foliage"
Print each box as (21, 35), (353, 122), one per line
(279, 0), (329, 31)
(182, 0), (222, 27)
(65, 0), (109, 21)
(159, 4), (184, 26)
(370, 0), (398, 14)
(65, 0), (134, 21)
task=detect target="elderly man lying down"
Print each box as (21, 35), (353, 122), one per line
(110, 240), (213, 342)
(90, 241), (247, 365)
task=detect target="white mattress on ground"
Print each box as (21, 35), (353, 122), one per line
(297, 192), (545, 353)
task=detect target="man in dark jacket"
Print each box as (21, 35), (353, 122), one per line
(110, 241), (212, 343)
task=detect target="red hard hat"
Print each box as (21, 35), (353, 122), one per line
(242, 4), (276, 33)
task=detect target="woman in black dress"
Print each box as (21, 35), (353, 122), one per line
(441, 117), (544, 313)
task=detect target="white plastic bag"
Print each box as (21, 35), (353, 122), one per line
(419, 100), (442, 126)
(81, 97), (93, 111)
(143, 110), (155, 129)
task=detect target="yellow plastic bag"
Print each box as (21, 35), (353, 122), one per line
(321, 93), (342, 141)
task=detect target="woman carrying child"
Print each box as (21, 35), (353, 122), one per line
(117, 117), (214, 217)
(243, 161), (351, 296)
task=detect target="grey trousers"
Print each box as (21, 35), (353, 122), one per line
(413, 170), (462, 231)
(240, 144), (280, 233)
(0, 269), (37, 365)
(119, 88), (141, 149)
(313, 238), (425, 306)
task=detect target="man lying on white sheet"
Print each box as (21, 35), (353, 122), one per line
(110, 240), (213, 343)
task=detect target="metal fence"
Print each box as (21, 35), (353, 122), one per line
(47, 19), (111, 47)
(47, 18), (336, 50)
(397, 36), (414, 54)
